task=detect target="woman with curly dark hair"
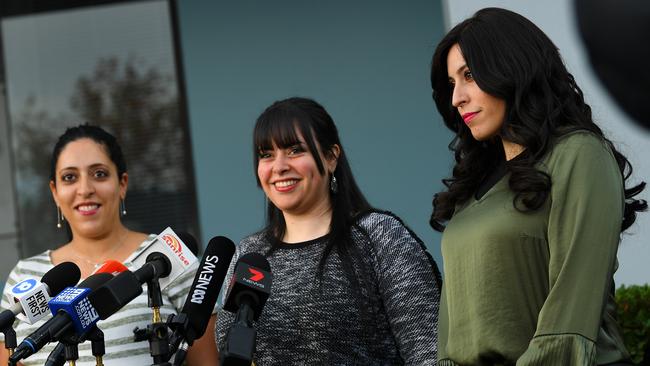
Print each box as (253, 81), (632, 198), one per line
(430, 7), (646, 365)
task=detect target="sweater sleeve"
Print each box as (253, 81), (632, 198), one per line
(517, 134), (624, 365)
(363, 212), (441, 365)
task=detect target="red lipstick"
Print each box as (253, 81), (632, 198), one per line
(462, 112), (479, 124)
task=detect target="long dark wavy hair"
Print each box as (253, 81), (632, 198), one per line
(253, 97), (373, 285)
(430, 7), (646, 232)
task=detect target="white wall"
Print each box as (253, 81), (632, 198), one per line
(444, 0), (650, 285)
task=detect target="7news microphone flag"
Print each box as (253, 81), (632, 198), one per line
(220, 253), (273, 366)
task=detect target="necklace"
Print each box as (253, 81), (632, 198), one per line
(70, 230), (130, 270)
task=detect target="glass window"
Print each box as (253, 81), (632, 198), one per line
(0, 0), (199, 259)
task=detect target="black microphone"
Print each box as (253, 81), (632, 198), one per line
(44, 261), (129, 366)
(169, 236), (236, 366)
(177, 231), (199, 256)
(9, 273), (114, 364)
(85, 256), (173, 321)
(0, 262), (81, 329)
(88, 229), (199, 320)
(1, 262), (80, 358)
(220, 253), (273, 366)
(43, 342), (65, 366)
(223, 253), (272, 321)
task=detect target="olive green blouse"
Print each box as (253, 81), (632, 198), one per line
(438, 132), (630, 365)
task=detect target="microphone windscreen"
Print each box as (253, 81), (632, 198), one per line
(181, 236), (236, 342)
(238, 252), (270, 271)
(89, 271), (143, 320)
(78, 273), (114, 290)
(92, 260), (128, 276)
(41, 262), (81, 295)
(177, 231), (199, 256)
(222, 251), (272, 320)
(48, 273), (113, 336)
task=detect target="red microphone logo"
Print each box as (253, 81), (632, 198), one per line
(248, 268), (264, 282)
(163, 234), (183, 254)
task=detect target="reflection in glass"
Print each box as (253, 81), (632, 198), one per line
(2, 1), (198, 256)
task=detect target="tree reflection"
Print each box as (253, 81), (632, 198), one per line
(13, 57), (192, 256)
(70, 57), (185, 191)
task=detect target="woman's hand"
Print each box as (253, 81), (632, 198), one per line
(185, 314), (219, 366)
(0, 343), (24, 366)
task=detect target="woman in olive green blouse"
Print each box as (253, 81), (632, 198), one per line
(429, 8), (646, 365)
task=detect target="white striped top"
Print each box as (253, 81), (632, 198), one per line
(0, 235), (204, 366)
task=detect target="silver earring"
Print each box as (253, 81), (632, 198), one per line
(121, 199), (127, 216)
(56, 207), (64, 228)
(330, 174), (338, 194)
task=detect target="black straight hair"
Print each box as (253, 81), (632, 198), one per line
(253, 97), (373, 289)
(50, 123), (127, 184)
(429, 7), (646, 232)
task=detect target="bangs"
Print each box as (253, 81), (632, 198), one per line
(254, 115), (302, 151)
(253, 105), (325, 174)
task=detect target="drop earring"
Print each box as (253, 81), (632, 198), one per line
(56, 207), (64, 228)
(330, 173), (338, 194)
(121, 199), (127, 216)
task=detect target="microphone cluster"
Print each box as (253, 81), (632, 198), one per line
(3, 227), (273, 366)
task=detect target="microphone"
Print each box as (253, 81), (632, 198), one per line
(1, 262), (81, 329)
(9, 273), (114, 364)
(88, 228), (199, 320)
(91, 259), (128, 276)
(169, 236), (236, 365)
(220, 253), (273, 366)
(177, 231), (199, 256)
(45, 260), (128, 366)
(223, 253), (272, 321)
(130, 227), (198, 290)
(44, 342), (65, 366)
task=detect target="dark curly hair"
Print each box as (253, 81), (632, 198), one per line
(429, 7), (646, 232)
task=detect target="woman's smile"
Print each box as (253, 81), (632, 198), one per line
(75, 202), (101, 215)
(274, 179), (299, 192)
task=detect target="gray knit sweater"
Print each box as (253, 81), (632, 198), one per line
(215, 211), (441, 365)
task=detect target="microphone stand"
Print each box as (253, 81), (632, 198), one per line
(88, 327), (105, 366)
(63, 341), (79, 366)
(1, 324), (17, 358)
(44, 343), (66, 366)
(133, 276), (172, 366)
(46, 326), (105, 366)
(220, 303), (257, 366)
(165, 313), (189, 365)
